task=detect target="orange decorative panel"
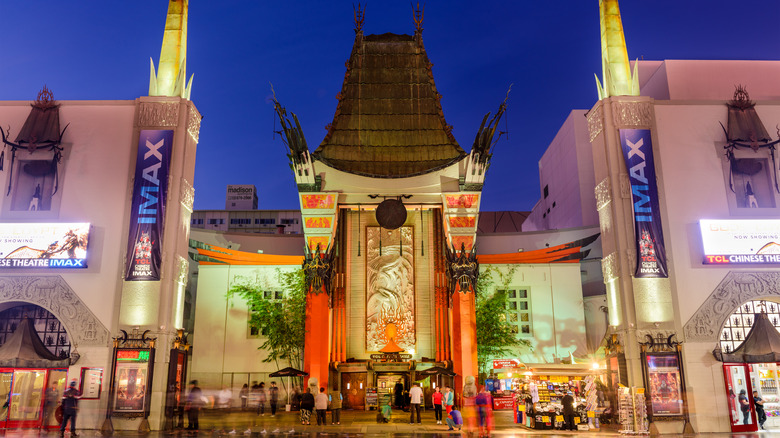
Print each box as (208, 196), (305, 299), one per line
(445, 194), (479, 209)
(301, 194), (336, 210)
(450, 235), (474, 251)
(307, 236), (330, 252)
(305, 217), (332, 228)
(448, 217), (476, 228)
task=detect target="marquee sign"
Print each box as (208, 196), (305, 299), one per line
(700, 219), (780, 264)
(125, 130), (173, 281)
(0, 223), (89, 268)
(619, 129), (668, 278)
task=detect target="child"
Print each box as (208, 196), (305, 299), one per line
(446, 408), (463, 431)
(377, 399), (392, 423)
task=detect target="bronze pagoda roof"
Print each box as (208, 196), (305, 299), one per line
(313, 32), (466, 178)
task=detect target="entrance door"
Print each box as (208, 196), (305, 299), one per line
(723, 363), (757, 432)
(43, 370), (67, 429)
(0, 371), (11, 430)
(7, 369), (47, 428)
(341, 373), (366, 410)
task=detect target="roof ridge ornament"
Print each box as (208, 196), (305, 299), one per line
(729, 84), (755, 110)
(354, 2), (365, 34)
(412, 1), (424, 44)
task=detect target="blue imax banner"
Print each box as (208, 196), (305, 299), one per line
(619, 129), (668, 278)
(125, 130), (173, 281)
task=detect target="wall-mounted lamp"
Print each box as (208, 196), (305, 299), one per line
(359, 382), (363, 389)
(347, 383), (350, 389)
(433, 382), (436, 389)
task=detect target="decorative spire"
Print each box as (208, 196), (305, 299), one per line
(412, 2), (424, 34)
(354, 3), (365, 34)
(595, 0), (638, 99)
(149, 0), (193, 99)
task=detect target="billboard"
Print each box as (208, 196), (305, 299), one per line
(700, 219), (780, 264)
(225, 184), (257, 210)
(619, 129), (668, 278)
(0, 223), (89, 268)
(125, 130), (173, 281)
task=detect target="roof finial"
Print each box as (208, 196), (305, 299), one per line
(412, 2), (424, 34)
(354, 3), (365, 34)
(149, 0), (193, 99)
(595, 0), (639, 99)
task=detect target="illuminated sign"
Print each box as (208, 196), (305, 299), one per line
(492, 359), (524, 369)
(0, 223), (89, 268)
(117, 350), (151, 362)
(700, 219), (780, 265)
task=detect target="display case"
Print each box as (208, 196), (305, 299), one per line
(754, 364), (780, 428)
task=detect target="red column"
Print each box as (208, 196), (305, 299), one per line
(303, 291), (330, 390)
(450, 286), (478, 394)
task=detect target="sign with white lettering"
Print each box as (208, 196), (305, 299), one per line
(125, 130), (173, 281)
(619, 129), (668, 278)
(0, 223), (89, 268)
(700, 219), (780, 265)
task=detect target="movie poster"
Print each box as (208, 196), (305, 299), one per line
(113, 349), (152, 413)
(646, 354), (683, 416)
(124, 130), (173, 281)
(619, 129), (668, 278)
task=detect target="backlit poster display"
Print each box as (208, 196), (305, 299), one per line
(700, 219), (780, 265)
(0, 223), (89, 268)
(113, 349), (152, 413)
(645, 354), (683, 416)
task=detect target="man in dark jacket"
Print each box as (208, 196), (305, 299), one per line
(269, 382), (279, 417)
(60, 381), (81, 437)
(561, 391), (576, 431)
(186, 380), (204, 432)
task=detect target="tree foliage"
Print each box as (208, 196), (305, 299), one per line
(475, 265), (531, 377)
(227, 268), (307, 370)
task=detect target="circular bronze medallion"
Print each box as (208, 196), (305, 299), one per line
(375, 199), (407, 230)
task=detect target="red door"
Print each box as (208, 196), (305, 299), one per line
(723, 363), (757, 433)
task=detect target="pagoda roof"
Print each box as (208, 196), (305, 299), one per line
(313, 32), (466, 178)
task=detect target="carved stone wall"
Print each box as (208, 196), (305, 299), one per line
(138, 102), (179, 127)
(588, 105), (604, 142)
(602, 252), (620, 284)
(187, 109), (202, 143)
(180, 178), (195, 213)
(595, 178), (611, 211)
(0, 276), (110, 347)
(684, 271), (780, 342)
(612, 100), (654, 128)
(619, 174), (632, 199)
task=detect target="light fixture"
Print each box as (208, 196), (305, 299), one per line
(507, 372), (512, 378)
(347, 383), (350, 389)
(592, 362), (600, 370)
(433, 382), (436, 389)
(359, 382), (363, 389)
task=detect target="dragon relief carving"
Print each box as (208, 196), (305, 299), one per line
(446, 242), (479, 295)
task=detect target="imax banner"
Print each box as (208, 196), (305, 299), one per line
(125, 130), (173, 281)
(619, 129), (668, 278)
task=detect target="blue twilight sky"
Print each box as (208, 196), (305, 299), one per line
(1, 1), (778, 212)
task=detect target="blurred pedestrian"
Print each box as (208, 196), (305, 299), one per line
(562, 391), (576, 431)
(60, 381), (81, 437)
(754, 390), (767, 430)
(432, 387), (443, 424)
(185, 380), (203, 433)
(300, 388), (314, 425)
(462, 376), (478, 435)
(43, 383), (58, 428)
(329, 386), (342, 425)
(239, 384), (249, 410)
(315, 387), (328, 425)
(394, 379), (404, 408)
(256, 382), (267, 416)
(409, 382), (423, 424)
(476, 386), (494, 437)
(444, 386), (454, 415)
(269, 382), (279, 417)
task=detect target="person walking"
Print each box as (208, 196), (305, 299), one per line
(60, 381), (81, 437)
(299, 388), (315, 425)
(185, 380), (204, 433)
(329, 387), (342, 425)
(476, 386), (494, 436)
(444, 386), (454, 415)
(43, 383), (59, 428)
(409, 382), (423, 424)
(432, 387), (443, 424)
(257, 382), (267, 416)
(561, 391), (576, 431)
(739, 389), (751, 425)
(239, 384), (249, 410)
(315, 387), (328, 425)
(753, 390), (767, 430)
(269, 382), (279, 417)
(462, 376), (478, 434)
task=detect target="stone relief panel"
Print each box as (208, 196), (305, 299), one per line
(138, 102), (179, 127)
(177, 256), (189, 285)
(588, 105), (604, 142)
(595, 178), (611, 211)
(612, 100), (654, 128)
(366, 227), (415, 352)
(619, 174), (632, 199)
(602, 252), (619, 284)
(598, 207), (612, 237)
(0, 276), (110, 347)
(683, 271), (780, 342)
(180, 178), (195, 213)
(188, 109), (202, 143)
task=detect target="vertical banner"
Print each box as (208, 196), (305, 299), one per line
(619, 129), (668, 278)
(125, 130), (173, 281)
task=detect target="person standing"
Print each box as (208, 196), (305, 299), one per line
(444, 386), (454, 415)
(409, 382), (423, 424)
(561, 391), (576, 431)
(432, 387), (443, 425)
(60, 381), (81, 437)
(239, 384), (249, 410)
(185, 380), (204, 433)
(43, 383), (59, 428)
(257, 382), (267, 416)
(329, 387), (342, 425)
(269, 382), (279, 417)
(315, 387), (329, 426)
(299, 388), (315, 425)
(394, 379), (404, 408)
(753, 390), (766, 429)
(739, 389), (751, 425)
(462, 376), (478, 434)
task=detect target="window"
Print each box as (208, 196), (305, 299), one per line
(248, 290), (285, 338)
(543, 185), (549, 199)
(503, 287), (532, 336)
(255, 218), (276, 225)
(208, 219), (218, 225)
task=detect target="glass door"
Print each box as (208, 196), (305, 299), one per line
(8, 369), (46, 428)
(0, 371), (12, 430)
(43, 370), (67, 429)
(723, 363), (757, 432)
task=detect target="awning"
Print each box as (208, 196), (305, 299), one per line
(713, 312), (780, 363)
(0, 318), (70, 368)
